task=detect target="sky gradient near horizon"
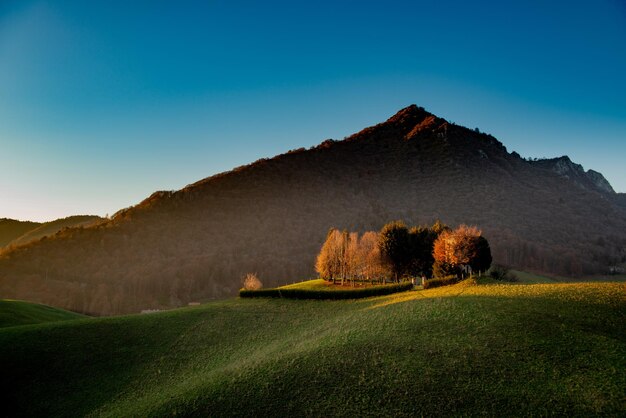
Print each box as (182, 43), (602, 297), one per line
(1, 0), (625, 222)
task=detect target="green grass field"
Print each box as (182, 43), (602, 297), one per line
(280, 278), (335, 289)
(0, 280), (624, 417)
(0, 299), (85, 328)
(280, 279), (390, 290)
(511, 270), (626, 284)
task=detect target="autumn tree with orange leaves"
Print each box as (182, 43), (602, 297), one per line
(316, 229), (390, 285)
(315, 228), (346, 284)
(433, 225), (492, 278)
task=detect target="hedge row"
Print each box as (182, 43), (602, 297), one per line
(423, 275), (460, 289)
(239, 282), (413, 300)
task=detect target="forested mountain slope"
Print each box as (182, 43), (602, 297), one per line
(1, 105), (624, 314)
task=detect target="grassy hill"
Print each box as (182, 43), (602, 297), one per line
(0, 299), (86, 328)
(1, 280), (623, 417)
(512, 270), (626, 284)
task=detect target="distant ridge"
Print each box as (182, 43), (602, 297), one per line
(1, 105), (624, 315)
(0, 219), (40, 248)
(529, 155), (615, 194)
(0, 215), (103, 250)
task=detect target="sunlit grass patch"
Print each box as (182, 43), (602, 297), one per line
(366, 290), (421, 310)
(240, 281), (412, 299)
(363, 279), (625, 311)
(279, 279), (332, 290)
(458, 281), (625, 306)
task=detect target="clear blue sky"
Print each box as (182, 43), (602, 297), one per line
(1, 0), (625, 222)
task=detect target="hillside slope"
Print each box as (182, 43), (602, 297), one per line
(0, 281), (623, 417)
(6, 215), (103, 248)
(0, 299), (85, 328)
(0, 219), (40, 247)
(0, 105), (625, 314)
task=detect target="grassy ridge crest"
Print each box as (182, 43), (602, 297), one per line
(240, 280), (413, 299)
(0, 299), (86, 328)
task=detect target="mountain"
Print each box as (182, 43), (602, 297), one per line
(0, 105), (624, 315)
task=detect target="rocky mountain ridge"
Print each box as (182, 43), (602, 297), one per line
(530, 155), (616, 195)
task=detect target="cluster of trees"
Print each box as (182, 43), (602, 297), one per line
(432, 225), (492, 277)
(315, 221), (492, 284)
(315, 230), (386, 285)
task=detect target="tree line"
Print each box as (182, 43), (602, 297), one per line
(315, 220), (492, 284)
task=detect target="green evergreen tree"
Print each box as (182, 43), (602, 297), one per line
(407, 227), (435, 277)
(378, 221), (411, 282)
(469, 235), (492, 275)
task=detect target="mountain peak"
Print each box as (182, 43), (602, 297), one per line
(386, 104), (433, 125)
(341, 104), (439, 144)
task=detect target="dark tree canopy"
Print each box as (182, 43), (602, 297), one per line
(407, 223), (444, 277)
(470, 236), (492, 274)
(378, 221), (411, 281)
(379, 220), (449, 280)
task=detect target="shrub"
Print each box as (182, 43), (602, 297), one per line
(240, 282), (412, 300)
(489, 264), (517, 282)
(423, 275), (459, 289)
(242, 273), (263, 290)
(432, 260), (457, 278)
(489, 264), (508, 280)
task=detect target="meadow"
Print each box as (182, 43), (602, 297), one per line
(240, 279), (413, 299)
(0, 299), (85, 328)
(0, 278), (624, 416)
